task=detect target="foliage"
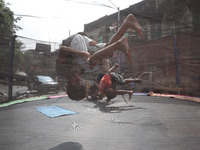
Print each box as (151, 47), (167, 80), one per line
(0, 0), (21, 38)
(0, 0), (25, 78)
(14, 39), (26, 69)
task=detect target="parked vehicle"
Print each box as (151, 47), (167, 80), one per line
(0, 92), (7, 103)
(27, 75), (59, 94)
(56, 76), (67, 90)
(13, 90), (30, 100)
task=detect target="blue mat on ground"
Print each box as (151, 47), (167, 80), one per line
(36, 106), (78, 118)
(133, 93), (149, 96)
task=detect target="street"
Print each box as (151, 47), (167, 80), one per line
(0, 84), (65, 103)
(0, 94), (200, 150)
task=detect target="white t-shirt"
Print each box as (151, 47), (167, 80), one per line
(70, 34), (107, 76)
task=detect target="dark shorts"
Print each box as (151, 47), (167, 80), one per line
(110, 72), (125, 85)
(96, 73), (105, 83)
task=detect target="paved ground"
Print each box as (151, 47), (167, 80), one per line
(0, 94), (200, 150)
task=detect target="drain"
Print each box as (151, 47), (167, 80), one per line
(68, 119), (82, 131)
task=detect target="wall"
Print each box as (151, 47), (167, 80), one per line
(132, 33), (200, 96)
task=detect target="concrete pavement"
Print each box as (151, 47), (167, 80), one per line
(0, 95), (200, 150)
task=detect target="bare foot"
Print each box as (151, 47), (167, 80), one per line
(124, 14), (143, 37)
(128, 91), (134, 100)
(119, 37), (132, 64)
(134, 78), (142, 83)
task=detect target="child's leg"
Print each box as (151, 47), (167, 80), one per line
(108, 14), (143, 45)
(89, 36), (131, 69)
(124, 78), (142, 84)
(116, 90), (134, 100)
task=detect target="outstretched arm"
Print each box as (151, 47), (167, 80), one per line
(115, 90), (133, 100)
(108, 63), (120, 73)
(59, 46), (90, 61)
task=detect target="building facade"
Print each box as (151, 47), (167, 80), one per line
(84, 0), (200, 96)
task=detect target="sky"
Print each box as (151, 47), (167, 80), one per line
(5, 0), (142, 50)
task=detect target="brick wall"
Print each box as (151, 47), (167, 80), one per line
(130, 33), (200, 96)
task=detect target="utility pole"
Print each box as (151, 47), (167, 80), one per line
(116, 7), (123, 74)
(108, 0), (120, 28)
(8, 35), (17, 101)
(173, 22), (180, 93)
(108, 0), (123, 74)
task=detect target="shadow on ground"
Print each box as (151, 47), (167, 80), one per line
(91, 100), (146, 113)
(49, 142), (84, 150)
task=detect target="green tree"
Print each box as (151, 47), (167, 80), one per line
(0, 0), (21, 37)
(0, 0), (22, 79)
(14, 39), (26, 70)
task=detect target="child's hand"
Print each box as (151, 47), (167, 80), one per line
(114, 63), (120, 68)
(134, 78), (142, 83)
(89, 41), (98, 46)
(81, 51), (91, 61)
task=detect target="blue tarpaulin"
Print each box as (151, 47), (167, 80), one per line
(36, 106), (78, 118)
